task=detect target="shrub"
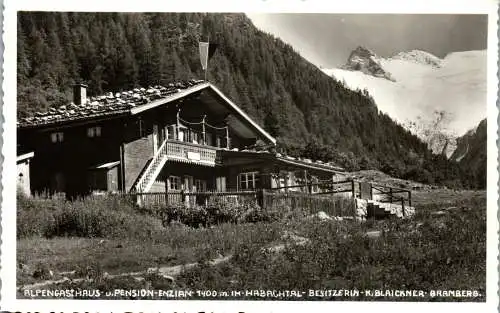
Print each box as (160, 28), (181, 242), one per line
(205, 197), (241, 224)
(17, 192), (61, 238)
(17, 193), (164, 239)
(162, 203), (208, 228)
(238, 202), (282, 223)
(161, 199), (284, 228)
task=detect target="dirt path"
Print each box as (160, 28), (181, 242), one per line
(19, 232), (309, 291)
(19, 255), (232, 291)
(20, 226), (381, 292)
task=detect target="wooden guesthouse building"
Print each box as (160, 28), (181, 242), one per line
(17, 80), (346, 199)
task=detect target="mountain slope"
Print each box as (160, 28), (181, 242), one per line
(451, 119), (487, 189)
(17, 12), (472, 188)
(324, 47), (487, 156)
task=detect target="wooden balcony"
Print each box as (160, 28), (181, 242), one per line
(166, 140), (220, 166)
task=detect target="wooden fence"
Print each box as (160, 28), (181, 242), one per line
(126, 179), (412, 218)
(262, 189), (356, 217)
(130, 179), (358, 217)
(132, 190), (258, 210)
(369, 182), (412, 208)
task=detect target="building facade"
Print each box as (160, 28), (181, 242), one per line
(17, 80), (345, 198)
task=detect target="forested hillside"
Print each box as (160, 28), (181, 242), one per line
(451, 119), (487, 189)
(17, 12), (478, 188)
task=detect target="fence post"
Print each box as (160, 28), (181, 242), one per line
(401, 197), (405, 217)
(408, 190), (412, 207)
(369, 183), (373, 200)
(181, 190), (185, 203)
(303, 170), (308, 194)
(351, 180), (355, 199)
(389, 187), (393, 204)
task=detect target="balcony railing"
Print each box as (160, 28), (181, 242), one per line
(133, 139), (168, 193)
(166, 140), (219, 166)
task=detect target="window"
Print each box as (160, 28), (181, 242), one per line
(50, 132), (64, 143)
(167, 125), (176, 140)
(169, 176), (181, 190)
(205, 133), (213, 146)
(239, 171), (260, 190)
(191, 131), (199, 144)
(195, 179), (206, 192)
(87, 126), (102, 138)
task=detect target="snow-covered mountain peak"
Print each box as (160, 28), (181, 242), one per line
(347, 46), (378, 60)
(324, 48), (486, 157)
(390, 50), (443, 68)
(341, 46), (395, 82)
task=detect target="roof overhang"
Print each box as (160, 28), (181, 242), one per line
(276, 157), (345, 174)
(90, 160), (120, 170)
(208, 84), (276, 145)
(221, 150), (345, 174)
(130, 82), (210, 115)
(130, 82), (276, 146)
(17, 152), (34, 163)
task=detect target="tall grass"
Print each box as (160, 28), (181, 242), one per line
(173, 196), (487, 301)
(17, 193), (164, 239)
(19, 192), (486, 301)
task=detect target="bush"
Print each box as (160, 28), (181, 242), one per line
(205, 197), (241, 224)
(161, 199), (283, 228)
(238, 202), (282, 223)
(17, 193), (61, 238)
(17, 193), (164, 239)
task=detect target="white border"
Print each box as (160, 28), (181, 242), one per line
(2, 0), (498, 312)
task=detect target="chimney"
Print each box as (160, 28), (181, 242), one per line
(73, 83), (88, 105)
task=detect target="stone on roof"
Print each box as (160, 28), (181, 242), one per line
(18, 79), (205, 128)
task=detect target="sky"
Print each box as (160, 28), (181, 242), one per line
(246, 14), (488, 68)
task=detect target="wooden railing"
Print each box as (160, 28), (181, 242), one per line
(166, 140), (218, 165)
(130, 179), (412, 219)
(130, 189), (356, 219)
(269, 179), (354, 196)
(132, 140), (219, 193)
(269, 179), (412, 210)
(368, 182), (412, 207)
(134, 139), (168, 192)
(132, 190), (258, 210)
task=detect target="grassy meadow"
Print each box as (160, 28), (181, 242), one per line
(17, 190), (486, 301)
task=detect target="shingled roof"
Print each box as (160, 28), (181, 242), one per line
(18, 79), (206, 128)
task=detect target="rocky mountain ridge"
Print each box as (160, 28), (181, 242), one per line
(324, 47), (486, 158)
(341, 46), (395, 82)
